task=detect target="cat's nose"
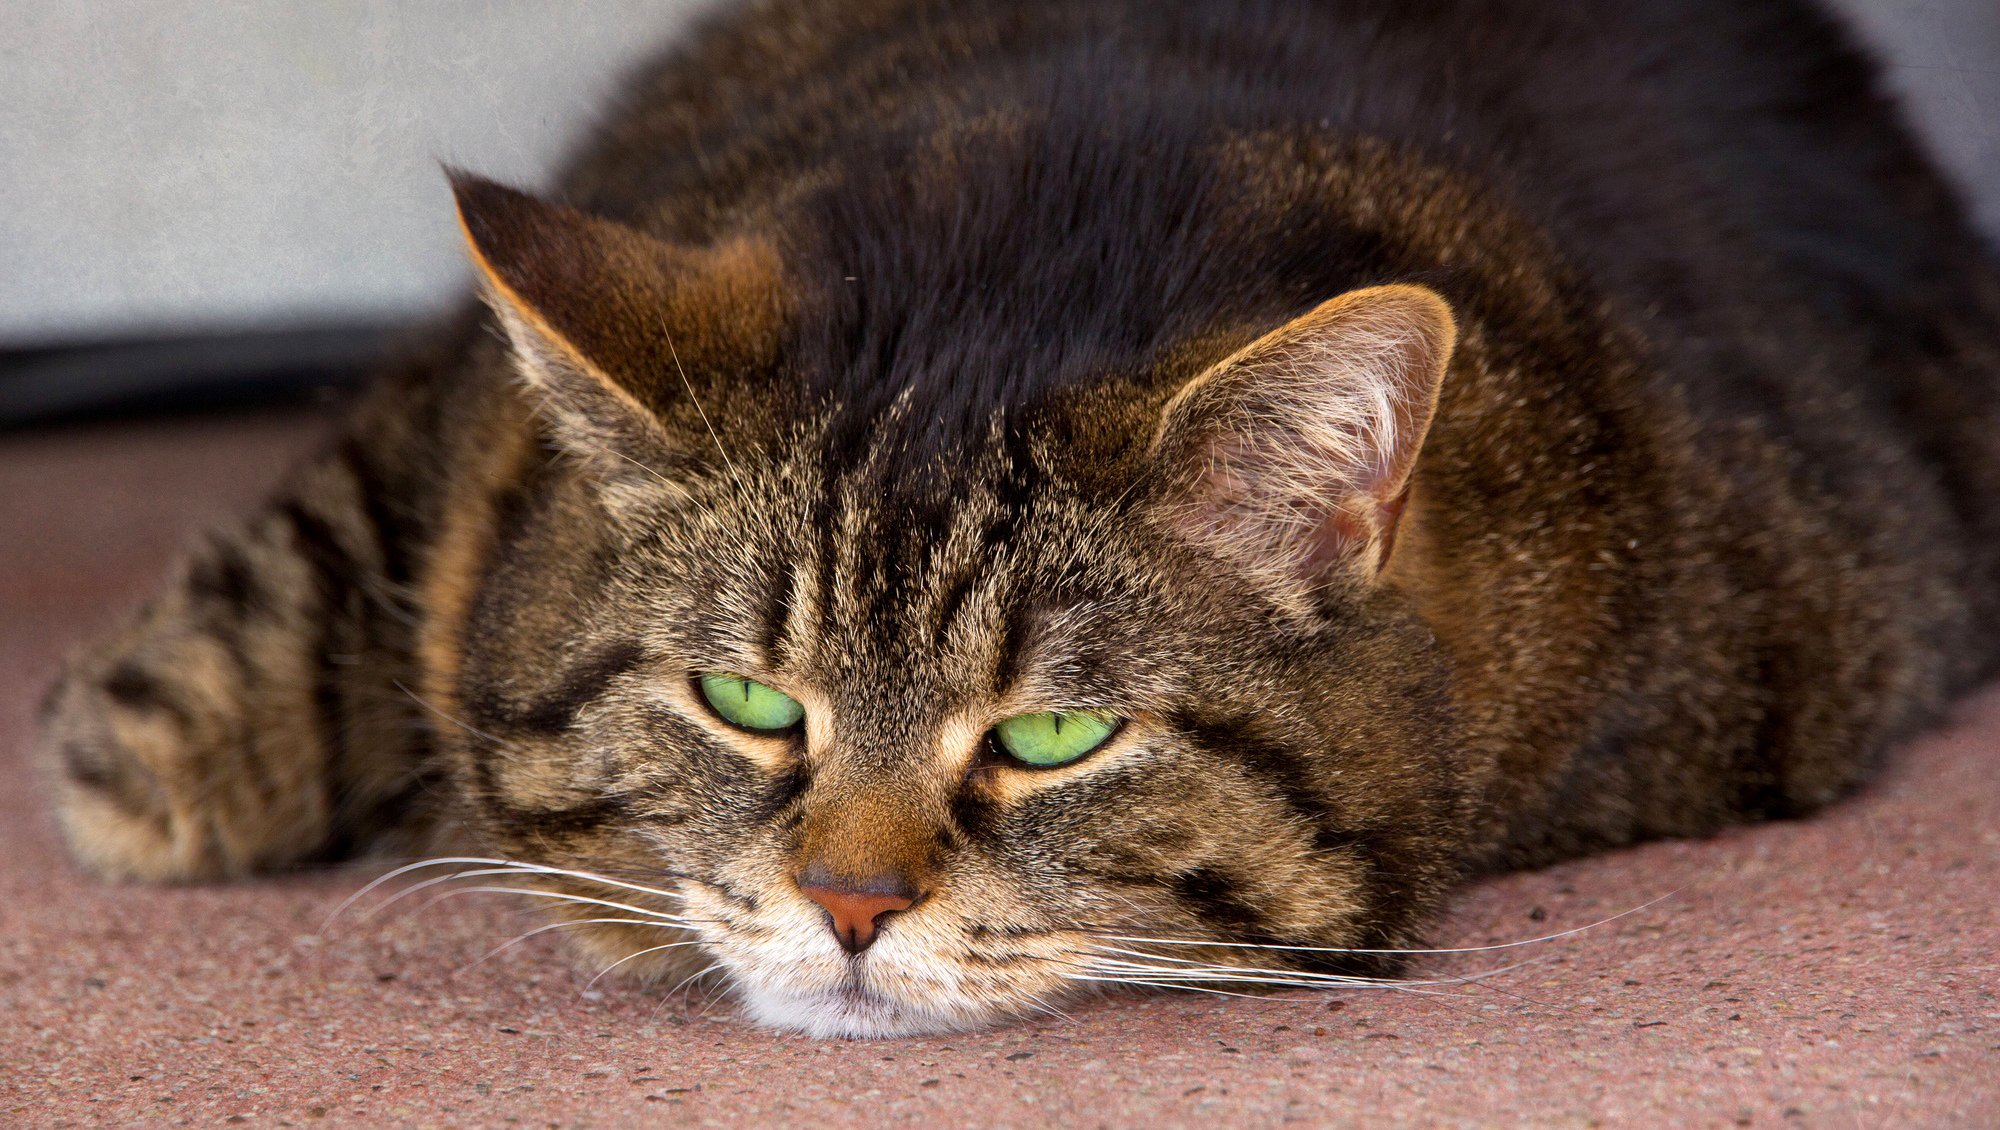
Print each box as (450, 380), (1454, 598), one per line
(794, 864), (922, 955)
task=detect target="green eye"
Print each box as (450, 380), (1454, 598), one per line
(697, 673), (805, 733)
(991, 710), (1120, 767)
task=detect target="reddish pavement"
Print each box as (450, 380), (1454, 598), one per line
(2, 412), (1995, 1128)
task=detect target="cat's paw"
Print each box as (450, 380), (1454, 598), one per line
(36, 625), (328, 883)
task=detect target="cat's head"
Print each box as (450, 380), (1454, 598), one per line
(439, 171), (1473, 1037)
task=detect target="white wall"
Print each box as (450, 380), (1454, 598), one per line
(1, 0), (1994, 344)
(0, 1), (711, 342)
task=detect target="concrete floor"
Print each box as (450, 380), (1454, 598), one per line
(2, 413), (1995, 1127)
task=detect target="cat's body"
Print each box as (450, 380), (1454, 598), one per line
(39, 0), (2000, 1036)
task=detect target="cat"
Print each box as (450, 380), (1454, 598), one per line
(35, 0), (2000, 1038)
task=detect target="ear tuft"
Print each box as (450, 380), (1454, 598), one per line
(1153, 284), (1456, 595)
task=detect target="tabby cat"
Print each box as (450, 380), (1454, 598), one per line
(38, 0), (2000, 1037)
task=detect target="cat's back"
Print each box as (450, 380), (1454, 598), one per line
(569, 0), (1985, 308)
(561, 0), (2000, 489)
(556, 0), (2000, 579)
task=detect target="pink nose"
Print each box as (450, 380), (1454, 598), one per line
(795, 868), (920, 954)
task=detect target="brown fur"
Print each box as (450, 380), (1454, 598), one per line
(37, 0), (2000, 1036)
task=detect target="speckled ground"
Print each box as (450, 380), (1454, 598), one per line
(2, 413), (1995, 1129)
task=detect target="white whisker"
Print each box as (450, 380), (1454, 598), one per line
(665, 330), (745, 493)
(379, 864), (689, 924)
(585, 940), (710, 992)
(463, 916), (687, 974)
(423, 884), (706, 927)
(604, 447), (717, 521)
(1061, 975), (1328, 1002)
(663, 959), (730, 999)
(393, 683), (521, 754)
(1084, 893), (1673, 957)
(1064, 949), (1545, 998)
(1085, 945), (1409, 984)
(1073, 962), (1447, 993)
(325, 855), (692, 934)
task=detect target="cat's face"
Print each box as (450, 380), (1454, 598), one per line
(442, 173), (1473, 1036)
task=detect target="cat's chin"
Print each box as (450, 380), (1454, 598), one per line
(735, 980), (1008, 1039)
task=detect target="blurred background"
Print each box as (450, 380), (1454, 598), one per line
(1, 0), (1995, 428)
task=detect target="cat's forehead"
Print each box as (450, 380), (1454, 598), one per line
(687, 449), (1168, 707)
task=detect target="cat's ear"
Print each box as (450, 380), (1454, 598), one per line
(447, 168), (786, 482)
(1151, 284), (1455, 595)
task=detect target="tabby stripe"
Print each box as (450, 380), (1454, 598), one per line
(277, 498), (367, 825)
(334, 436), (420, 587)
(185, 535), (267, 616)
(100, 660), (181, 717)
(185, 533), (268, 688)
(276, 499), (362, 601)
(60, 739), (157, 810)
(60, 740), (121, 793)
(948, 788), (995, 841)
(961, 951), (1037, 968)
(1171, 866), (1265, 933)
(757, 560), (798, 664)
(1164, 710), (1414, 949)
(988, 598), (1037, 697)
(758, 763), (812, 826)
(462, 640), (645, 736)
(980, 448), (1039, 691)
(486, 793), (636, 837)
(310, 767), (449, 863)
(1066, 861), (1166, 890)
(1169, 711), (1327, 833)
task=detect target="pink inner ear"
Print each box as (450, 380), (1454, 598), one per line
(1157, 286), (1454, 588)
(1299, 501), (1385, 577)
(1181, 439), (1398, 585)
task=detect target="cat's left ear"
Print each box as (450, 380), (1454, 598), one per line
(447, 168), (787, 485)
(1151, 284), (1455, 595)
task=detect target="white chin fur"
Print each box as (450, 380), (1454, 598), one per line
(735, 981), (1001, 1039)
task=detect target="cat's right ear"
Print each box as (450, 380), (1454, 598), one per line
(447, 169), (787, 487)
(1149, 284), (1456, 605)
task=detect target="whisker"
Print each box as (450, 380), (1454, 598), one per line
(1083, 949), (1409, 981)
(585, 940), (710, 993)
(423, 884), (710, 927)
(1021, 994), (1077, 1025)
(604, 447), (717, 521)
(673, 962), (738, 1023)
(663, 959), (730, 999)
(394, 883), (726, 938)
(376, 865), (689, 924)
(1068, 970), (1459, 998)
(1060, 975), (1332, 1002)
(463, 916), (688, 974)
(665, 330), (745, 493)
(1081, 893), (1674, 957)
(325, 855), (694, 934)
(1084, 945), (1411, 984)
(474, 854), (738, 896)
(1064, 950), (1545, 997)
(393, 683), (521, 754)
(1072, 962), (1453, 994)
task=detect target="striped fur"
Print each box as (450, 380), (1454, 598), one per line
(38, 0), (2000, 1036)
